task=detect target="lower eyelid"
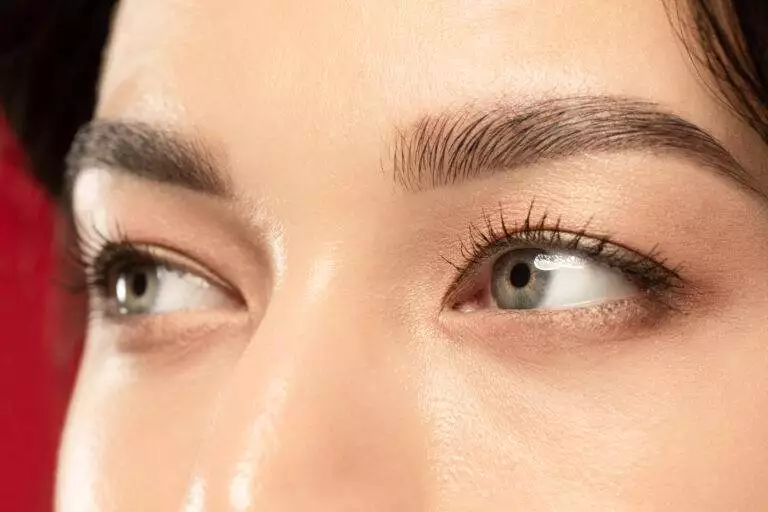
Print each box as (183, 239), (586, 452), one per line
(445, 244), (685, 313)
(88, 309), (252, 360)
(441, 292), (683, 344)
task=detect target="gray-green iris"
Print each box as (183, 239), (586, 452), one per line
(491, 249), (552, 309)
(114, 265), (160, 315)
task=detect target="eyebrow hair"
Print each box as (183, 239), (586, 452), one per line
(65, 96), (764, 204)
(65, 120), (231, 199)
(390, 95), (765, 199)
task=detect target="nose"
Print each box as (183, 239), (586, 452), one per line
(183, 282), (428, 511)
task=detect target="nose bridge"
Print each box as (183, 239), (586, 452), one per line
(184, 272), (427, 511)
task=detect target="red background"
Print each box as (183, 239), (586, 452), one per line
(0, 118), (75, 510)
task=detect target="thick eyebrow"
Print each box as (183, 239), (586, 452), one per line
(390, 95), (765, 198)
(65, 120), (231, 199)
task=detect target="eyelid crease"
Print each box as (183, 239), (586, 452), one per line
(440, 200), (687, 311)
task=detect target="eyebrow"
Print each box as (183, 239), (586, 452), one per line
(65, 120), (232, 199)
(65, 96), (764, 203)
(390, 95), (765, 198)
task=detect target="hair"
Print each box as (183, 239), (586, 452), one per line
(0, 0), (765, 198)
(0, 0), (117, 197)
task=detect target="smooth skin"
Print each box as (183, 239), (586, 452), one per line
(59, 0), (768, 510)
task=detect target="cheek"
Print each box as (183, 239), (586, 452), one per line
(57, 304), (768, 509)
(629, 318), (768, 508)
(420, 312), (768, 510)
(56, 336), (241, 510)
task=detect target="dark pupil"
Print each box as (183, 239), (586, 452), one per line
(509, 262), (532, 288)
(129, 271), (149, 298)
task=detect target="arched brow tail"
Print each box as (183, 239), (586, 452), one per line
(390, 95), (765, 200)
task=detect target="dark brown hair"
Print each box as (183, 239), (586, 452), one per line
(0, 0), (765, 198)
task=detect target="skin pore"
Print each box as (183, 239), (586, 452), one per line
(59, 0), (768, 510)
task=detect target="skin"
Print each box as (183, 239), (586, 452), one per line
(58, 0), (768, 510)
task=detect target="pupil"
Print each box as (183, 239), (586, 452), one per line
(509, 262), (532, 288)
(130, 271), (148, 297)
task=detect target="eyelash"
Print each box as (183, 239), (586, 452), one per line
(441, 201), (686, 310)
(67, 203), (686, 316)
(67, 223), (165, 304)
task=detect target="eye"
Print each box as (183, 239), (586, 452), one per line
(88, 244), (240, 317)
(444, 208), (685, 314)
(487, 248), (636, 310)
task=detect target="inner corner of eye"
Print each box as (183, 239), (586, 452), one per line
(448, 282), (489, 313)
(454, 301), (484, 313)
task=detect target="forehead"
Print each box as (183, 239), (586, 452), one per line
(94, 0), (741, 195)
(100, 0), (691, 114)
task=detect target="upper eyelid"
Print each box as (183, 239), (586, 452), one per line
(449, 225), (680, 282)
(461, 202), (680, 273)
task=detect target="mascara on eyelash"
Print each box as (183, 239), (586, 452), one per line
(60, 219), (156, 298)
(441, 200), (686, 310)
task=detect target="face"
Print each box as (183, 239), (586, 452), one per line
(58, 0), (768, 510)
